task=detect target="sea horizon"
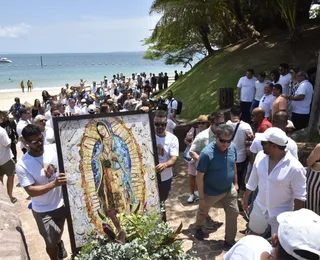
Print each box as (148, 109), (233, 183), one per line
(0, 52), (187, 93)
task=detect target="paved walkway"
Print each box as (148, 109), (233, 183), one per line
(10, 155), (246, 260)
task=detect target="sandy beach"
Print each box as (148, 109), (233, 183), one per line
(0, 89), (61, 112)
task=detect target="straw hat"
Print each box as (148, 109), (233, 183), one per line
(197, 115), (208, 122)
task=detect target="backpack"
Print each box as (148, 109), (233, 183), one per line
(170, 99), (183, 115)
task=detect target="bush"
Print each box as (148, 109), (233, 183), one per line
(75, 209), (194, 260)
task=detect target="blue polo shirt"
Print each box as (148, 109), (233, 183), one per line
(197, 142), (237, 196)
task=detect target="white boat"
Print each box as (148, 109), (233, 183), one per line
(0, 58), (12, 63)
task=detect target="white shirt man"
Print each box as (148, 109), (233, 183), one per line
(165, 98), (178, 120)
(237, 74), (257, 102)
(65, 100), (80, 115)
(154, 110), (179, 206)
(259, 94), (275, 118)
(254, 79), (268, 103)
(15, 124), (67, 259)
(17, 108), (31, 152)
(243, 127), (306, 236)
(278, 73), (291, 96)
(291, 79), (314, 115)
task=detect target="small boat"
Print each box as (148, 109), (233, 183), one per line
(0, 58), (12, 63)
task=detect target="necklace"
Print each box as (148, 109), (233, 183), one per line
(32, 156), (44, 169)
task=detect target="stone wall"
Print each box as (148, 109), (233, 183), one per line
(0, 184), (29, 260)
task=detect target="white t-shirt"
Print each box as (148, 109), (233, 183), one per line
(254, 80), (268, 101)
(259, 94), (275, 118)
(43, 127), (55, 145)
(250, 134), (298, 159)
(226, 120), (253, 163)
(17, 119), (30, 149)
(237, 76), (257, 102)
(166, 119), (176, 134)
(156, 132), (179, 182)
(0, 126), (13, 165)
(16, 144), (64, 213)
(45, 110), (52, 121)
(291, 80), (314, 114)
(65, 105), (80, 114)
(165, 98), (178, 119)
(279, 73), (291, 95)
(80, 105), (88, 115)
(224, 235), (272, 260)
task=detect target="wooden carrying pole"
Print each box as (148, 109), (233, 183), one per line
(308, 50), (320, 136)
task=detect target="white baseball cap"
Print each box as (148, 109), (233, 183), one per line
(88, 104), (96, 113)
(259, 127), (288, 146)
(277, 209), (320, 260)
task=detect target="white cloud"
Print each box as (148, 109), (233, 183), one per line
(0, 23), (31, 38)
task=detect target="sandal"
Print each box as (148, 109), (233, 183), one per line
(10, 197), (18, 204)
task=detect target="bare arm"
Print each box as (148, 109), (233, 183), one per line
(294, 199), (304, 211)
(156, 156), (178, 173)
(279, 97), (288, 112)
(233, 163), (238, 190)
(289, 94), (305, 101)
(237, 88), (241, 100)
(23, 173), (66, 197)
(189, 151), (199, 162)
(196, 172), (205, 199)
(306, 144), (320, 167)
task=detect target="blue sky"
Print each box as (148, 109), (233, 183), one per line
(0, 0), (160, 53)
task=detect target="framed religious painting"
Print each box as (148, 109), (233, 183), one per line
(53, 111), (160, 254)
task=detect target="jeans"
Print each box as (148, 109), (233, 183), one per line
(250, 99), (260, 113)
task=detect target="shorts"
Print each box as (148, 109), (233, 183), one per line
(188, 162), (197, 176)
(0, 159), (15, 177)
(249, 201), (279, 236)
(32, 206), (67, 248)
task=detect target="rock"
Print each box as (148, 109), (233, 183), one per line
(0, 184), (29, 260)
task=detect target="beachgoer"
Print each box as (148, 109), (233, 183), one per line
(258, 82), (275, 119)
(9, 97), (23, 122)
(0, 110), (18, 161)
(271, 83), (287, 121)
(16, 124), (68, 260)
(174, 70), (179, 81)
(0, 110), (17, 203)
(184, 115), (209, 203)
(20, 80), (25, 93)
(27, 80), (33, 92)
(195, 124), (239, 250)
(163, 72), (169, 89)
(243, 127), (306, 236)
(237, 69), (257, 123)
(154, 110), (179, 219)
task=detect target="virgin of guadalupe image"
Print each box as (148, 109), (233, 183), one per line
(91, 121), (136, 218)
(80, 118), (146, 229)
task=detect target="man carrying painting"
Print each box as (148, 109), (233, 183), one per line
(154, 110), (179, 220)
(15, 124), (68, 260)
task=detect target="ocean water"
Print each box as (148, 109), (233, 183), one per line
(0, 52), (186, 92)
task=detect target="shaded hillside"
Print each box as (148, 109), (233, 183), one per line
(165, 25), (320, 120)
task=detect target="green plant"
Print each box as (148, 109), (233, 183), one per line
(75, 208), (193, 260)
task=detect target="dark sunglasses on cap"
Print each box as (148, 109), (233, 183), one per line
(219, 138), (232, 144)
(154, 122), (167, 127)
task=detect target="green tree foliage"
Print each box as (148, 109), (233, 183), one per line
(144, 0), (314, 66)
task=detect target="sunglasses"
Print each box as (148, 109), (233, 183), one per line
(154, 122), (167, 127)
(25, 136), (44, 145)
(198, 121), (207, 125)
(40, 119), (47, 122)
(219, 138), (232, 144)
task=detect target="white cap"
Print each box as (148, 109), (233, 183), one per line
(81, 99), (86, 103)
(286, 120), (295, 129)
(88, 104), (96, 113)
(277, 209), (320, 260)
(259, 127), (288, 146)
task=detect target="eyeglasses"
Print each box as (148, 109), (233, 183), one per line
(219, 138), (232, 144)
(25, 136), (44, 145)
(261, 96), (266, 103)
(154, 122), (167, 127)
(215, 122), (225, 127)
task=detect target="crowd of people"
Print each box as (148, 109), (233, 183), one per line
(0, 65), (319, 260)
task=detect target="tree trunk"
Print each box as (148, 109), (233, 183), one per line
(198, 25), (214, 55)
(308, 50), (320, 136)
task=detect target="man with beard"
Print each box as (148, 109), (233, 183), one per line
(16, 125), (68, 260)
(242, 127), (306, 236)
